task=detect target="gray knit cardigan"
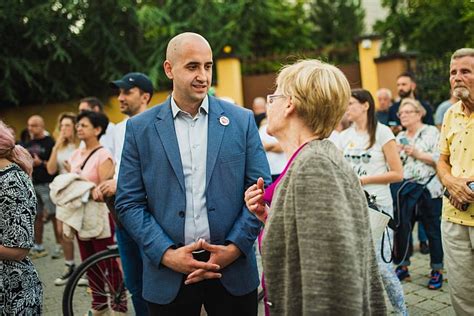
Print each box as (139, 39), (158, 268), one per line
(261, 139), (387, 316)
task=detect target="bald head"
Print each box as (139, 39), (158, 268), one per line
(27, 115), (45, 139)
(28, 115), (44, 127)
(166, 32), (211, 63)
(252, 97), (266, 115)
(163, 32), (214, 110)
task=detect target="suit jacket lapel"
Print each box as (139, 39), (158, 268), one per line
(206, 97), (225, 189)
(154, 98), (185, 192)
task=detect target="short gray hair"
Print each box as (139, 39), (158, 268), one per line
(376, 88), (392, 100)
(451, 48), (474, 61)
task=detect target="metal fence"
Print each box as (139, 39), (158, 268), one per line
(415, 57), (451, 109)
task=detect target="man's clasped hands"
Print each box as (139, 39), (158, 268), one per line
(161, 239), (242, 285)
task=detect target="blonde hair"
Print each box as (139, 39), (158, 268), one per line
(399, 98), (426, 118)
(276, 59), (350, 138)
(54, 112), (79, 149)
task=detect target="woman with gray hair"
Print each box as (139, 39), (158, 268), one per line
(394, 98), (444, 289)
(245, 60), (386, 315)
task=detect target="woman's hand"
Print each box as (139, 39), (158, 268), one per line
(244, 177), (267, 223)
(91, 186), (105, 202)
(54, 133), (67, 149)
(403, 145), (419, 158)
(63, 160), (71, 173)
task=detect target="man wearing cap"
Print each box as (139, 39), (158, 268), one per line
(115, 32), (271, 315)
(96, 72), (154, 315)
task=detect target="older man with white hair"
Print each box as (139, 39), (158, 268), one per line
(375, 88), (393, 125)
(437, 48), (474, 314)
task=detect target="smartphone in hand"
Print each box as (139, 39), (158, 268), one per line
(444, 181), (474, 211)
(399, 137), (409, 146)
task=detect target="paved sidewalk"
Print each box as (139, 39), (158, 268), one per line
(388, 247), (454, 315)
(35, 223), (454, 315)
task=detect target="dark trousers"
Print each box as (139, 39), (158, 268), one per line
(395, 196), (444, 269)
(147, 251), (257, 316)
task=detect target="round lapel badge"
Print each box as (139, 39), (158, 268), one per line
(219, 116), (230, 126)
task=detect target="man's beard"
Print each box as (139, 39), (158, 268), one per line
(398, 89), (412, 99)
(453, 86), (470, 100)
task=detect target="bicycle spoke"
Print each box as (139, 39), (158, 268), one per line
(63, 248), (133, 315)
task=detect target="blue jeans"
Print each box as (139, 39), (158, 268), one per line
(116, 226), (148, 315)
(399, 198), (444, 270)
(418, 221), (428, 243)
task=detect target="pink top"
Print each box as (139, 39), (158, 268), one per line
(263, 142), (309, 206)
(69, 147), (113, 185)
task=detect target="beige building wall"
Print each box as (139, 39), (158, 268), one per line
(376, 59), (407, 100)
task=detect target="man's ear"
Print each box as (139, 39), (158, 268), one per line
(163, 60), (174, 80)
(142, 92), (151, 104)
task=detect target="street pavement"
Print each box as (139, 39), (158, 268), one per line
(35, 222), (454, 315)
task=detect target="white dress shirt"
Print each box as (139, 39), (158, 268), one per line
(171, 96), (211, 245)
(112, 118), (128, 179)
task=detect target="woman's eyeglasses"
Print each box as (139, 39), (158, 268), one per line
(75, 123), (92, 129)
(396, 110), (419, 118)
(266, 94), (287, 104)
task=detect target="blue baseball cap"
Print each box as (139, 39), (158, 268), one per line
(110, 72), (154, 95)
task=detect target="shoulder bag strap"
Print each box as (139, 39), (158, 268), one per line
(79, 146), (103, 171)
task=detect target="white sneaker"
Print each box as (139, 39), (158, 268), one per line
(51, 246), (64, 259)
(78, 276), (88, 287)
(54, 264), (75, 286)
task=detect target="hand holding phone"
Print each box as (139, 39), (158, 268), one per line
(444, 181), (474, 211)
(399, 137), (409, 146)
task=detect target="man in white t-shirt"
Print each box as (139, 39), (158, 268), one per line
(78, 97), (116, 157)
(259, 123), (286, 182)
(96, 72), (154, 315)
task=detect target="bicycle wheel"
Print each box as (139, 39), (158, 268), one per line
(62, 246), (132, 316)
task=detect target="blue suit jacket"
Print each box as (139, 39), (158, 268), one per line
(115, 96), (271, 304)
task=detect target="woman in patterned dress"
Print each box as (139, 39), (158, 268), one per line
(0, 120), (43, 314)
(394, 98), (444, 289)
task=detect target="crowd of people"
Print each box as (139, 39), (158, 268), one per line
(0, 32), (473, 316)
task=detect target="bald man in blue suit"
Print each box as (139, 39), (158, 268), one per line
(115, 32), (271, 315)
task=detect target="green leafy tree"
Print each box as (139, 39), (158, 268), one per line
(308, 0), (365, 63)
(374, 0), (472, 57)
(0, 0), (141, 106)
(374, 0), (474, 106)
(1, 0), (367, 106)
